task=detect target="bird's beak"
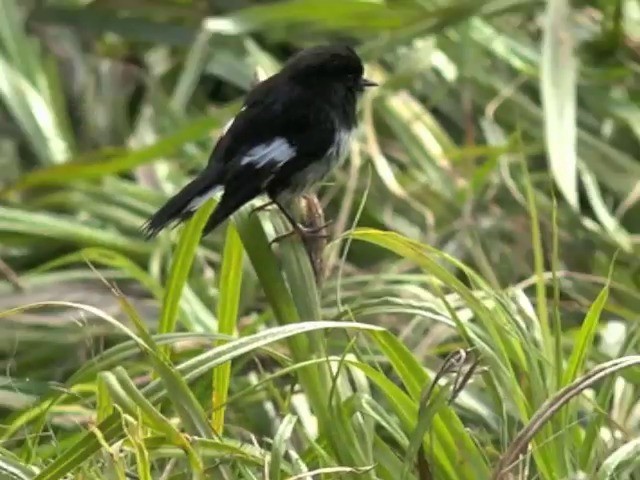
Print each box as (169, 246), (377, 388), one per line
(360, 78), (378, 88)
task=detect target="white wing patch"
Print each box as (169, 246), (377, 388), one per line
(185, 136), (294, 213)
(186, 185), (223, 212)
(239, 137), (296, 168)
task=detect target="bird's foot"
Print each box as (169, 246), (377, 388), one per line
(269, 221), (332, 245)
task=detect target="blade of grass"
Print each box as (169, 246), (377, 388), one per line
(1, 115), (222, 195)
(0, 206), (150, 257)
(269, 414), (297, 480)
(541, 0), (579, 209)
(595, 436), (640, 480)
(157, 198), (217, 356)
(212, 223), (244, 433)
(114, 286), (214, 439)
(0, 450), (36, 480)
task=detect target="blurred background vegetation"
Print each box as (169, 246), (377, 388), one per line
(0, 0), (639, 479)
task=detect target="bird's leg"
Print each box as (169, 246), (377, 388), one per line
(250, 200), (276, 215)
(269, 199), (332, 245)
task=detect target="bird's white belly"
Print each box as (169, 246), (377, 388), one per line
(282, 128), (353, 199)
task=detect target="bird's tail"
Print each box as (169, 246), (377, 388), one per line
(141, 172), (223, 239)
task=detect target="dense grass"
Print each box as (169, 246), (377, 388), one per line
(1, 0), (639, 479)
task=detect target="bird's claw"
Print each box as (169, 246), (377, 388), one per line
(269, 221), (332, 245)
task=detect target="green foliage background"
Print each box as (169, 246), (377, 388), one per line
(0, 0), (639, 479)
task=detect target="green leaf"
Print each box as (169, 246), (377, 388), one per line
(3, 115), (220, 194)
(596, 436), (640, 480)
(269, 414), (297, 480)
(561, 283), (610, 386)
(0, 206), (150, 256)
(117, 291), (214, 440)
(540, 0), (579, 210)
(0, 448), (36, 480)
(212, 223), (244, 434)
(158, 198), (217, 349)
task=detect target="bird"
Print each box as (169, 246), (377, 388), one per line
(141, 44), (377, 241)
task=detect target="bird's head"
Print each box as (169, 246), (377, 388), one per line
(281, 44), (377, 94)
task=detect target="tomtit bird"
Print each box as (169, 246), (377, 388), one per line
(142, 44), (377, 240)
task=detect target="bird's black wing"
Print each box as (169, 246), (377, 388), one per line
(199, 82), (337, 235)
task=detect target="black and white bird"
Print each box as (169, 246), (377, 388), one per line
(142, 44), (376, 240)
